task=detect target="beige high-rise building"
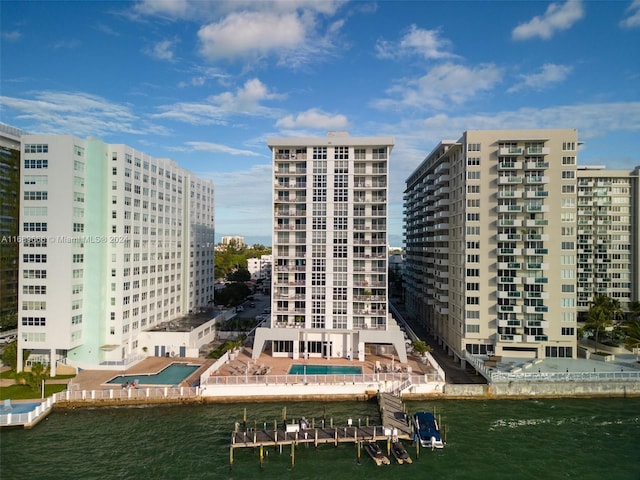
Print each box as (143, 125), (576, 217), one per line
(404, 129), (581, 364)
(575, 166), (640, 315)
(252, 132), (407, 363)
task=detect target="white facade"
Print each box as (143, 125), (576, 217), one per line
(18, 135), (214, 374)
(247, 254), (272, 281)
(252, 132), (407, 363)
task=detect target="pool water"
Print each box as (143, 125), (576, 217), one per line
(288, 364), (363, 375)
(1, 402), (41, 414)
(106, 363), (200, 386)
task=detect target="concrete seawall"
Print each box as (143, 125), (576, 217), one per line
(440, 381), (640, 399)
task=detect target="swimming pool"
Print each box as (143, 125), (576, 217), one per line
(288, 364), (363, 375)
(1, 402), (41, 414)
(106, 363), (200, 386)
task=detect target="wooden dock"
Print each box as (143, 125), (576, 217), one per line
(229, 392), (418, 467)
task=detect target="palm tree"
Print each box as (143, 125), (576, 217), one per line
(586, 295), (623, 354)
(624, 301), (640, 358)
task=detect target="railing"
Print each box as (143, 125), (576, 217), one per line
(0, 398), (55, 427)
(203, 372), (440, 386)
(54, 386), (200, 403)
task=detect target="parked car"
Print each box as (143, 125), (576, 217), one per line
(250, 303), (256, 308)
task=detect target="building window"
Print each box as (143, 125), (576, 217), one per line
(466, 324), (480, 333)
(467, 143), (481, 152)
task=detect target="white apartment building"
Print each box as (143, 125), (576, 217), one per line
(575, 166), (640, 315)
(252, 132), (407, 363)
(18, 135), (214, 374)
(404, 129), (581, 364)
(247, 254), (272, 282)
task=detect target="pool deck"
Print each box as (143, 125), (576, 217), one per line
(69, 357), (213, 391)
(68, 349), (438, 392)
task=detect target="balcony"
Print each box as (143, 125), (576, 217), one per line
(500, 334), (523, 342)
(498, 276), (522, 284)
(524, 277), (548, 284)
(498, 262), (522, 269)
(524, 291), (549, 299)
(525, 219), (548, 227)
(498, 161), (522, 170)
(525, 334), (549, 342)
(498, 190), (523, 198)
(498, 176), (522, 184)
(527, 321), (549, 329)
(526, 147), (550, 155)
(526, 204), (549, 213)
(498, 305), (522, 313)
(498, 219), (523, 227)
(525, 305), (548, 313)
(498, 290), (522, 299)
(498, 205), (522, 213)
(498, 233), (522, 241)
(498, 319), (522, 328)
(525, 190), (548, 198)
(525, 161), (549, 169)
(498, 248), (522, 255)
(525, 176), (549, 184)
(526, 234), (549, 241)
(499, 147), (524, 155)
(524, 248), (549, 255)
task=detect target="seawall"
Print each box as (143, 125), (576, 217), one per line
(436, 381), (640, 399)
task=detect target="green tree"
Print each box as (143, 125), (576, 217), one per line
(412, 340), (432, 356)
(0, 311), (17, 331)
(624, 301), (640, 353)
(1, 340), (29, 372)
(214, 282), (251, 307)
(586, 294), (623, 353)
(227, 268), (251, 282)
(16, 362), (50, 392)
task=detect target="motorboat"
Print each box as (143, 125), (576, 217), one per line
(363, 441), (391, 466)
(391, 441), (413, 464)
(413, 411), (444, 449)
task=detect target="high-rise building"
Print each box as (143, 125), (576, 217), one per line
(252, 132), (407, 362)
(0, 124), (23, 319)
(404, 129), (581, 364)
(575, 166), (640, 315)
(17, 135), (214, 374)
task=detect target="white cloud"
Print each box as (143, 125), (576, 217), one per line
(0, 91), (168, 138)
(198, 11), (306, 60)
(1, 30), (22, 42)
(133, 0), (190, 19)
(145, 39), (178, 61)
(512, 0), (584, 40)
(376, 25), (456, 60)
(620, 0), (640, 28)
(508, 63), (573, 93)
(183, 141), (261, 156)
(154, 78), (283, 124)
(52, 39), (81, 49)
(373, 63), (503, 110)
(276, 108), (348, 130)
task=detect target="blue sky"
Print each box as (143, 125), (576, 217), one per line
(1, 0), (639, 246)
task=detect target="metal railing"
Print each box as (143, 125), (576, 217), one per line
(203, 372), (440, 386)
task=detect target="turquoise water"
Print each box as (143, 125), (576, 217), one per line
(1, 401), (41, 414)
(288, 364), (364, 375)
(1, 398), (639, 479)
(106, 363), (199, 386)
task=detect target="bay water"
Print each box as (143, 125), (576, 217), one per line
(2, 397), (639, 479)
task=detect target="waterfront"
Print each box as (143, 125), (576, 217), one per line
(2, 398), (639, 479)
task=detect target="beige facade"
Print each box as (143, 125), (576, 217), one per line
(405, 129), (581, 363)
(575, 166), (639, 315)
(252, 132), (407, 363)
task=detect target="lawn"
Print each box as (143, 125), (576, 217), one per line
(1, 383), (68, 400)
